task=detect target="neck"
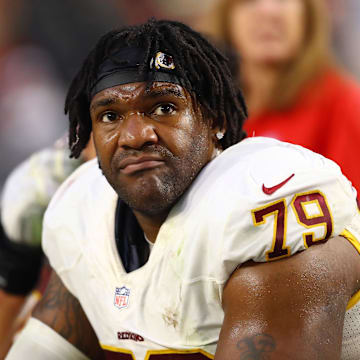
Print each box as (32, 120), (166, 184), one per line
(241, 61), (281, 114)
(133, 210), (169, 243)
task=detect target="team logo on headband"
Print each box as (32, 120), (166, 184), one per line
(150, 52), (175, 70)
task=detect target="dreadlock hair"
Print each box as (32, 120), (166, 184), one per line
(65, 19), (248, 158)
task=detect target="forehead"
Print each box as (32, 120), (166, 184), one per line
(90, 81), (190, 109)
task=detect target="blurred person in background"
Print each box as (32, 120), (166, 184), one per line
(203, 0), (360, 192)
(0, 135), (96, 359)
(0, 0), (125, 190)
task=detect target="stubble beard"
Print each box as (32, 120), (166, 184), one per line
(104, 134), (211, 217)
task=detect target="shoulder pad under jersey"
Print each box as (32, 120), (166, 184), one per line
(160, 137), (360, 284)
(42, 158), (117, 296)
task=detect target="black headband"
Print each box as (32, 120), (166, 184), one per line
(89, 47), (182, 99)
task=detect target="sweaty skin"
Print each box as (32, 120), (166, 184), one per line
(215, 235), (360, 360)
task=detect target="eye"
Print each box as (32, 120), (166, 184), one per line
(152, 103), (176, 116)
(100, 111), (118, 123)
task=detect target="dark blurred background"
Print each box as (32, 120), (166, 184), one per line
(0, 0), (358, 190)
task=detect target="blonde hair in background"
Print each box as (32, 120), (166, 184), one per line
(202, 0), (333, 110)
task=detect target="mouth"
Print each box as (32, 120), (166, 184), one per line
(255, 28), (283, 42)
(119, 155), (165, 175)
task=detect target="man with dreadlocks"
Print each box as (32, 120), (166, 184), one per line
(6, 19), (360, 360)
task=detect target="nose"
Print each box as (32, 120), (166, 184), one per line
(117, 112), (158, 149)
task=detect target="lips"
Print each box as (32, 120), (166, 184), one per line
(118, 155), (165, 175)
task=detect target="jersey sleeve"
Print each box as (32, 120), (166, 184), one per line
(211, 141), (360, 283)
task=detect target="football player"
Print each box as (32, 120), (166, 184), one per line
(7, 19), (360, 360)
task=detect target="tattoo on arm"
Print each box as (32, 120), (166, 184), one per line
(236, 334), (276, 360)
(33, 272), (105, 360)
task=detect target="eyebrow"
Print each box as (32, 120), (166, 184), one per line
(143, 87), (185, 99)
(90, 86), (185, 112)
(90, 97), (117, 112)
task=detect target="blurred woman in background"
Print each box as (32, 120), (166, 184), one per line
(203, 0), (360, 192)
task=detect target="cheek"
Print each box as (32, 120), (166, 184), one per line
(163, 128), (192, 157)
(168, 112), (213, 162)
(285, 3), (305, 54)
(166, 109), (201, 149)
(92, 126), (118, 165)
(103, 133), (118, 144)
(228, 5), (253, 53)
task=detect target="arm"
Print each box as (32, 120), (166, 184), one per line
(215, 235), (360, 360)
(32, 271), (105, 360)
(0, 291), (25, 358)
(0, 220), (43, 358)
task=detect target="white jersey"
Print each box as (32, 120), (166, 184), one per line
(43, 137), (360, 360)
(1, 137), (82, 246)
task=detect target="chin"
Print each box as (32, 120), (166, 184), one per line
(253, 52), (291, 66)
(115, 174), (185, 216)
(247, 43), (290, 62)
(121, 190), (177, 216)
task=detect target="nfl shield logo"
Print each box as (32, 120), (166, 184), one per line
(114, 286), (130, 309)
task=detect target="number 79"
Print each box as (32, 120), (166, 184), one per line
(251, 191), (333, 261)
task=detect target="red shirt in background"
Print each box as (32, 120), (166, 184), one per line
(244, 69), (360, 193)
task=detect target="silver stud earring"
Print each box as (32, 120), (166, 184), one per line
(216, 132), (224, 140)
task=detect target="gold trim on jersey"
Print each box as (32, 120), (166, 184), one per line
(347, 291), (360, 311)
(32, 289), (42, 301)
(100, 344), (135, 359)
(99, 344), (214, 359)
(144, 348), (214, 360)
(342, 229), (360, 255)
(341, 229), (360, 310)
